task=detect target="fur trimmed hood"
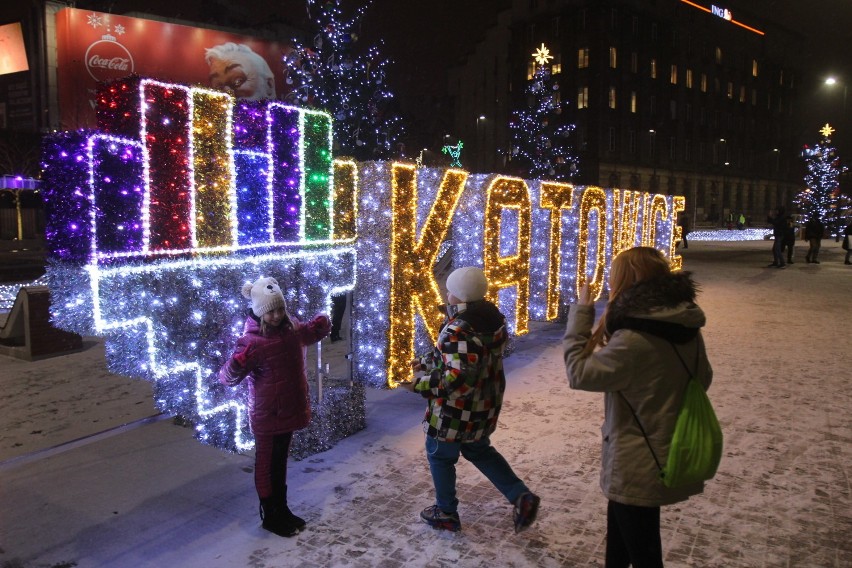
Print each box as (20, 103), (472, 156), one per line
(606, 271), (706, 343)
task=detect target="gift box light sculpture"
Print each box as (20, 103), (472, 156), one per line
(42, 76), (683, 453)
(43, 77), (359, 453)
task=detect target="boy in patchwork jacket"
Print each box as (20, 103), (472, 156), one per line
(411, 266), (540, 533)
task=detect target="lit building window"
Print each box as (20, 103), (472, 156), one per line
(670, 64), (678, 85)
(752, 59), (759, 77)
(701, 73), (707, 92)
(552, 53), (562, 75)
(686, 69), (693, 88)
(630, 91), (637, 113)
(609, 47), (617, 68)
(715, 46), (722, 64)
(609, 86), (617, 109)
(650, 58), (657, 79)
(577, 86), (589, 109)
(727, 82), (734, 99)
(578, 48), (589, 69)
(527, 61), (535, 80)
(739, 86), (746, 103)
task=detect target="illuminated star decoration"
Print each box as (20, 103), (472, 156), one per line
(441, 141), (464, 167)
(532, 43), (554, 67)
(820, 123), (835, 138)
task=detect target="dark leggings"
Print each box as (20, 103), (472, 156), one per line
(253, 432), (293, 499)
(605, 500), (664, 568)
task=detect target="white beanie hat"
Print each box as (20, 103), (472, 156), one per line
(445, 266), (488, 303)
(242, 276), (287, 317)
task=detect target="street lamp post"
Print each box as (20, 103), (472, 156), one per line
(649, 129), (657, 190)
(476, 115), (486, 172)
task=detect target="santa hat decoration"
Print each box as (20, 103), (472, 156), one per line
(242, 276), (287, 317)
(445, 266), (489, 303)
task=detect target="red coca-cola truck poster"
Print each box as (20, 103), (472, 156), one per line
(55, 7), (293, 129)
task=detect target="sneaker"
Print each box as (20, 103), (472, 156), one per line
(513, 492), (541, 533)
(420, 505), (461, 532)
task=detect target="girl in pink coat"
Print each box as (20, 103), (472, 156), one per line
(219, 276), (330, 537)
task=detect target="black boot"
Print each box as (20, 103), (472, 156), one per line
(260, 498), (299, 537)
(278, 485), (306, 530)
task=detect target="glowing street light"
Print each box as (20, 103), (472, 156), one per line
(824, 76), (847, 112)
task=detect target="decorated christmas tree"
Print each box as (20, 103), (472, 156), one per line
(508, 44), (578, 180)
(283, 0), (403, 160)
(796, 124), (847, 231)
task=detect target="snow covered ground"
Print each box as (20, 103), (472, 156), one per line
(1, 239), (850, 567)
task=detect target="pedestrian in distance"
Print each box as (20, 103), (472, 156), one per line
(783, 216), (797, 265)
(563, 247), (713, 568)
(804, 215), (825, 264)
(329, 292), (347, 342)
(843, 221), (852, 265)
(407, 266), (540, 534)
(677, 213), (690, 249)
(219, 276), (331, 537)
(767, 207), (788, 267)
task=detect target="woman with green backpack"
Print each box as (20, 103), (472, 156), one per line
(563, 247), (719, 568)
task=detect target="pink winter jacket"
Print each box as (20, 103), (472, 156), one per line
(219, 313), (331, 435)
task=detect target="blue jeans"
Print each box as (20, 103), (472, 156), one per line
(425, 435), (529, 514)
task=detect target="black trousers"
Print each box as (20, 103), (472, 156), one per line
(605, 500), (664, 568)
(254, 431), (293, 499)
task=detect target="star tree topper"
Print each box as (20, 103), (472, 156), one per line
(532, 43), (553, 67)
(820, 123), (835, 138)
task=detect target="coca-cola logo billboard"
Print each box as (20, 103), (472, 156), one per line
(85, 35), (134, 82)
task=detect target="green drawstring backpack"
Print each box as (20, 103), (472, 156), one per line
(620, 341), (723, 488)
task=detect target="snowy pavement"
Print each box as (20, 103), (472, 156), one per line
(1, 240), (850, 567)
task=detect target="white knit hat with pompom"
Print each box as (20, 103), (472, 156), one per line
(242, 276), (287, 317)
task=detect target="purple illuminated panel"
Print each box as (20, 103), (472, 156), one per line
(233, 100), (267, 150)
(41, 132), (92, 264)
(268, 104), (301, 242)
(92, 136), (145, 255)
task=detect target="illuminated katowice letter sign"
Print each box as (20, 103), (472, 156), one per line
(42, 77), (357, 451)
(42, 76), (683, 452)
